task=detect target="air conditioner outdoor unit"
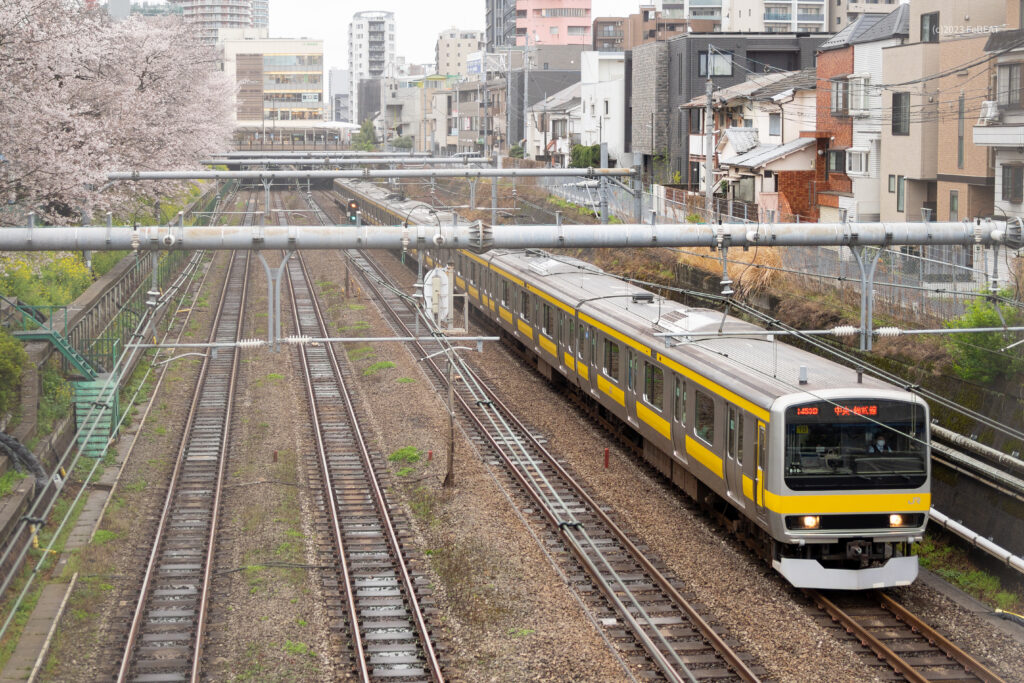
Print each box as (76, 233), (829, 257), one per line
(979, 100), (999, 124)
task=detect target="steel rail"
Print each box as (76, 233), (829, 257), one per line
(806, 589), (1005, 683)
(284, 193), (443, 681)
(116, 249), (249, 681)
(875, 592), (1006, 682)
(345, 246), (757, 682)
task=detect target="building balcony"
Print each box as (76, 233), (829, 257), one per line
(798, 13), (824, 21)
(764, 13), (793, 22)
(688, 0), (722, 6)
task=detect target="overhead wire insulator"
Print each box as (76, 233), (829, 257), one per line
(830, 325), (859, 337)
(284, 335), (312, 345)
(875, 327), (902, 337)
(237, 338), (265, 348)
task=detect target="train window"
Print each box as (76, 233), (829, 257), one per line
(603, 339), (620, 380)
(542, 303), (554, 335)
(674, 377), (686, 425)
(578, 324), (587, 360)
(627, 350), (636, 390)
(502, 280), (510, 306)
(737, 413), (745, 465)
(644, 362), (664, 411)
(567, 317), (575, 352)
(470, 262), (476, 284)
(520, 291), (530, 321)
(728, 406), (737, 459)
(696, 390), (716, 445)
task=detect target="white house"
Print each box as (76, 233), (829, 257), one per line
(579, 51), (626, 166)
(848, 5), (910, 222)
(526, 83), (581, 167)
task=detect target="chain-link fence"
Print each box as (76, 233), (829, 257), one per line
(533, 174), (1020, 323)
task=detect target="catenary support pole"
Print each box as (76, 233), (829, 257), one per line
(704, 73), (714, 218)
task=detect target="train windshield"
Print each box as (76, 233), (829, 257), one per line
(784, 399), (927, 491)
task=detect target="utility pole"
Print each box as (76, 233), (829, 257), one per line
(704, 64), (714, 219)
(506, 46), (513, 155)
(523, 33), (530, 156)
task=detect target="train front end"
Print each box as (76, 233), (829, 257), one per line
(768, 390), (930, 590)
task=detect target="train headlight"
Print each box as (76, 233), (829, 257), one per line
(889, 514), (905, 527)
(800, 515), (820, 529)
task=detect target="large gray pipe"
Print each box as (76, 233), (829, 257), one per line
(202, 157), (491, 166)
(0, 220), (1017, 252)
(932, 424), (1024, 478)
(107, 168), (636, 181)
(929, 507), (1024, 577)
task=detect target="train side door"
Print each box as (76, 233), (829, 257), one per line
(725, 407), (745, 510)
(755, 422), (768, 518)
(625, 349), (638, 426)
(671, 377), (687, 462)
(576, 322), (592, 393)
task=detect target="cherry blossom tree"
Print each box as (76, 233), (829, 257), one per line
(0, 0), (234, 225)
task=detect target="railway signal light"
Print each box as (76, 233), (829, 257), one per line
(347, 200), (359, 224)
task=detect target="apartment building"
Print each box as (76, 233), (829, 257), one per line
(168, 0), (254, 41)
(349, 11), (397, 126)
(486, 0), (518, 51)
(516, 0), (592, 46)
(731, 0), (828, 33)
(436, 28), (485, 79)
(880, 0), (1005, 223)
(580, 51), (627, 165)
(526, 83), (582, 164)
(834, 0), (903, 31)
(973, 2), (1024, 222)
(592, 5), (690, 53)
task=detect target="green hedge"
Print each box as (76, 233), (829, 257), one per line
(0, 330), (27, 415)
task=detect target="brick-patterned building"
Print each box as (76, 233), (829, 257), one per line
(630, 40), (670, 183)
(811, 15), (885, 221)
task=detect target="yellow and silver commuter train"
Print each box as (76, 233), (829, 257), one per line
(335, 180), (931, 590)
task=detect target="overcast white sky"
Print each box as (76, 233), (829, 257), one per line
(268, 1), (645, 70)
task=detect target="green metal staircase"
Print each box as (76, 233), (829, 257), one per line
(2, 295), (97, 380)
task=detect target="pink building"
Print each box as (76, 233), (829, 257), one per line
(515, 0), (592, 46)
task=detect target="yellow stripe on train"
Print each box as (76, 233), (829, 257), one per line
(763, 491), (931, 515)
(539, 335), (557, 357)
(686, 435), (724, 478)
(597, 375), (625, 406)
(637, 403), (671, 440)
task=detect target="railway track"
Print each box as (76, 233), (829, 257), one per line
(116, 247), (250, 681)
(278, 190), (444, 681)
(115, 188), (255, 681)
(322, 230), (763, 681)
(805, 589), (1005, 682)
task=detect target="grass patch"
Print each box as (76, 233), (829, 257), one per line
(916, 534), (1022, 611)
(409, 487), (438, 524)
(508, 627), (535, 638)
(397, 377), (415, 384)
(282, 639), (316, 658)
(388, 446), (421, 464)
(37, 361), (72, 435)
(266, 373), (284, 381)
(347, 345), (375, 361)
(395, 467), (415, 477)
(363, 361), (395, 376)
(0, 469), (28, 497)
(347, 303), (366, 310)
(92, 529), (118, 545)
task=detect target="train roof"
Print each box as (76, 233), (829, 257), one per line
(485, 250), (894, 407)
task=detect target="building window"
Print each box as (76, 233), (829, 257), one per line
(698, 51), (733, 77)
(827, 149), (846, 174)
(1002, 165), (1024, 204)
(769, 113), (781, 136)
(688, 108), (704, 134)
(957, 93), (965, 169)
(996, 63), (1024, 108)
(849, 75), (867, 113)
(949, 190), (959, 221)
(888, 174), (896, 192)
(604, 99), (609, 115)
(846, 149), (868, 175)
(921, 12), (939, 43)
(830, 78), (849, 115)
(892, 92), (910, 135)
(896, 175), (906, 212)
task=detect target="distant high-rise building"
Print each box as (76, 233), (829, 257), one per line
(435, 27), (484, 78)
(169, 1), (256, 41)
(108, 1), (184, 20)
(515, 0), (592, 46)
(251, 0), (269, 29)
(348, 11), (396, 125)
(329, 68), (352, 122)
(486, 0), (517, 51)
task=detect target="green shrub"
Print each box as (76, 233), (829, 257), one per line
(38, 362), (72, 434)
(509, 144), (524, 159)
(944, 292), (1024, 382)
(0, 253), (93, 306)
(569, 143), (601, 168)
(0, 330), (27, 415)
